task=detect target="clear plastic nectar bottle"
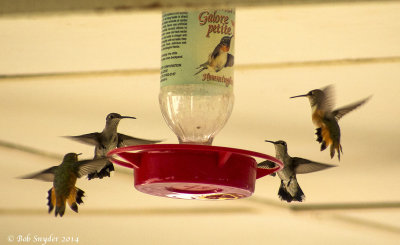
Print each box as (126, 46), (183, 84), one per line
(159, 10), (235, 145)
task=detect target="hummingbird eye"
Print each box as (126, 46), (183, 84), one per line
(107, 114), (117, 120)
(277, 141), (286, 146)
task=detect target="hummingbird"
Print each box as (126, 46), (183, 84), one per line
(290, 85), (371, 160)
(195, 35), (234, 75)
(258, 140), (336, 202)
(65, 113), (162, 180)
(20, 153), (108, 217)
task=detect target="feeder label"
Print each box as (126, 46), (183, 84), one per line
(161, 10), (235, 88)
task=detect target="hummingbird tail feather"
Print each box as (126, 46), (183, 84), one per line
(47, 188), (55, 213)
(330, 145), (335, 159)
(88, 162), (114, 180)
(316, 128), (328, 151)
(55, 205), (65, 217)
(87, 172), (98, 180)
(278, 182), (293, 203)
(67, 187), (85, 213)
(293, 188), (305, 202)
(76, 188), (85, 204)
(315, 128), (323, 143)
(320, 141), (327, 151)
(48, 187), (66, 217)
(332, 144), (343, 161)
(194, 67), (207, 75)
(278, 180), (305, 203)
(329, 142), (341, 160)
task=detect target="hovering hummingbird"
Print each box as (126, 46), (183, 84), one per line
(65, 113), (162, 179)
(258, 140), (336, 202)
(290, 85), (371, 160)
(195, 35), (234, 75)
(20, 153), (107, 217)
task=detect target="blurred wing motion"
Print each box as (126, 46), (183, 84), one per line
(63, 133), (101, 146)
(292, 157), (336, 174)
(225, 53), (234, 67)
(257, 160), (277, 176)
(333, 96), (371, 120)
(117, 133), (162, 147)
(320, 84), (335, 112)
(19, 166), (58, 182)
(76, 158), (109, 178)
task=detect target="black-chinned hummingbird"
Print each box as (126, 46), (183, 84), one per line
(65, 113), (162, 179)
(258, 140), (336, 202)
(20, 153), (108, 217)
(290, 85), (371, 160)
(195, 35), (234, 75)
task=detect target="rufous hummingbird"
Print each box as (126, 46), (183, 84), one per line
(290, 85), (371, 160)
(20, 153), (107, 217)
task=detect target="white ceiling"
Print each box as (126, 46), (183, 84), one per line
(0, 2), (399, 244)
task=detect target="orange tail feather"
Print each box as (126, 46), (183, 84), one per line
(67, 187), (85, 213)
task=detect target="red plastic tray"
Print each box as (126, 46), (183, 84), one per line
(108, 144), (283, 200)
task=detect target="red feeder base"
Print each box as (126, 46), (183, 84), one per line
(107, 144), (283, 200)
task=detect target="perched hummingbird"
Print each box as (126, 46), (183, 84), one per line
(290, 85), (371, 160)
(258, 140), (336, 202)
(195, 35), (234, 75)
(65, 113), (162, 179)
(20, 153), (107, 217)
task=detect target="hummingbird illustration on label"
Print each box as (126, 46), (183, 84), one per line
(195, 35), (234, 75)
(65, 113), (162, 179)
(258, 140), (336, 202)
(20, 153), (108, 217)
(290, 85), (371, 160)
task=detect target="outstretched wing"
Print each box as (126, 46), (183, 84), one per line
(76, 158), (109, 178)
(257, 160), (277, 176)
(118, 133), (162, 147)
(63, 133), (101, 146)
(332, 96), (371, 121)
(320, 84), (335, 112)
(225, 53), (234, 67)
(210, 44), (221, 60)
(19, 166), (58, 182)
(292, 157), (336, 174)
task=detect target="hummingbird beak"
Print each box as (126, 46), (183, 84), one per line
(121, 116), (136, 119)
(77, 153), (82, 156)
(265, 140), (276, 144)
(290, 94), (308, 99)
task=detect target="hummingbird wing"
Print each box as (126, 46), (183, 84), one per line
(332, 96), (371, 121)
(76, 158), (109, 178)
(63, 133), (101, 146)
(210, 44), (221, 60)
(225, 53), (234, 67)
(19, 166), (58, 182)
(320, 84), (335, 112)
(117, 133), (162, 147)
(257, 160), (277, 176)
(292, 157), (336, 174)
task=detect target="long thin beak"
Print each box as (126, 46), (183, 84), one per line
(290, 94), (308, 99)
(265, 140), (276, 144)
(121, 116), (136, 119)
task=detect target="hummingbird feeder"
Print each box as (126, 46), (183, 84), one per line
(107, 9), (283, 200)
